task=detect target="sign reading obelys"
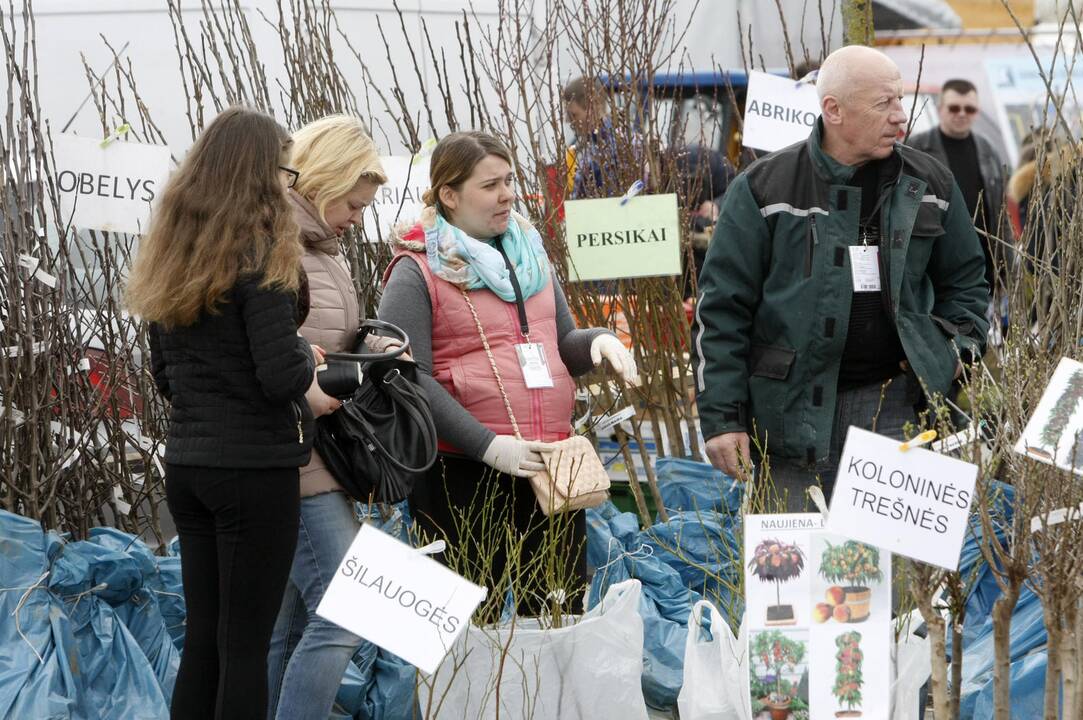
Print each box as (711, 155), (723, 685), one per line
(53, 134), (171, 236)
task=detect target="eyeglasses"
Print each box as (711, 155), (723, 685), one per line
(278, 165), (300, 189)
(946, 104), (979, 116)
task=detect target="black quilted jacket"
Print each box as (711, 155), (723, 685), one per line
(148, 274), (316, 468)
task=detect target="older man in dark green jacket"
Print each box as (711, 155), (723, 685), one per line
(693, 46), (989, 511)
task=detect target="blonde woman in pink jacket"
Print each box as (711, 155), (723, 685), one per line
(266, 115), (388, 720)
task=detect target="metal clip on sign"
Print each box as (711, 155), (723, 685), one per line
(416, 539), (446, 556)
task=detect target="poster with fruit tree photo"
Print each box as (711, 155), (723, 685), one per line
(744, 517), (890, 720)
(808, 533), (890, 719)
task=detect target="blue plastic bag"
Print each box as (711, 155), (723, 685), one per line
(86, 528), (181, 701)
(588, 502), (700, 709)
(0, 511), (83, 720)
(653, 457), (742, 516)
(47, 534), (170, 719)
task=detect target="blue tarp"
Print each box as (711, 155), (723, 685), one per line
(952, 481), (1053, 718)
(0, 502), (417, 720)
(587, 457), (744, 710)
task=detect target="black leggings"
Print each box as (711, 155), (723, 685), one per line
(165, 464), (300, 720)
(410, 454), (587, 619)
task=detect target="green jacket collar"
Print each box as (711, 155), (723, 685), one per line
(805, 118), (905, 186)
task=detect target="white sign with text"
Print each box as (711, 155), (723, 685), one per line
(361, 155), (430, 241)
(743, 514), (892, 720)
(826, 427), (977, 571)
(317, 523), (486, 674)
(742, 70), (821, 152)
(53, 134), (171, 235)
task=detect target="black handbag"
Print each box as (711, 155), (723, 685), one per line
(313, 320), (438, 504)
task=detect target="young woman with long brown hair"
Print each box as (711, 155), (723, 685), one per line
(127, 106), (320, 720)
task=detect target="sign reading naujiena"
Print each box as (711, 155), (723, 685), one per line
(316, 523), (486, 674)
(563, 193), (680, 281)
(742, 70), (822, 153)
(53, 134), (171, 235)
(743, 514), (892, 720)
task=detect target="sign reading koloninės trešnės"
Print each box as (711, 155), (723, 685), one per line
(826, 427), (977, 571)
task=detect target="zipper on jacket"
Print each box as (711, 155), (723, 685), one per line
(877, 228), (896, 326)
(805, 215), (819, 278)
(292, 400), (304, 444)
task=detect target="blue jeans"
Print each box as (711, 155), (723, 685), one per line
(266, 491), (369, 720)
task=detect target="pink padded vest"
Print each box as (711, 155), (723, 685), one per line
(383, 239), (575, 454)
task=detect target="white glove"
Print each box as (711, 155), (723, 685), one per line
(590, 333), (639, 384)
(481, 435), (555, 478)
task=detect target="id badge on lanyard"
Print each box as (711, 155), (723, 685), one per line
(497, 240), (554, 389)
(849, 245), (882, 292)
(516, 342), (554, 388)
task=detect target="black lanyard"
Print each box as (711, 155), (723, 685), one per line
(495, 240), (530, 339)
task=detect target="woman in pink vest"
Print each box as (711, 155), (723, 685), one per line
(379, 131), (635, 617)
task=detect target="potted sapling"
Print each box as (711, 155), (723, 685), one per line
(749, 538), (805, 625)
(749, 630), (806, 720)
(832, 631), (864, 717)
(818, 541), (882, 623)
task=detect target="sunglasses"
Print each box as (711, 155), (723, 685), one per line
(279, 165), (300, 189)
(946, 104), (978, 116)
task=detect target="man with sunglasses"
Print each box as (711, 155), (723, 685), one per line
(909, 79), (1009, 293)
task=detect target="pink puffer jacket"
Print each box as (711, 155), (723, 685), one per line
(383, 222), (575, 451)
(290, 190), (359, 498)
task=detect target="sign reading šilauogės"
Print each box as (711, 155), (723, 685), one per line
(53, 134), (171, 236)
(316, 523), (486, 675)
(563, 193), (680, 282)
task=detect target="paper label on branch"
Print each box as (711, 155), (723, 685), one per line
(563, 193), (680, 281)
(53, 134), (171, 235)
(317, 523), (486, 675)
(361, 155), (430, 242)
(742, 70), (822, 152)
(594, 405), (635, 434)
(743, 514), (891, 719)
(826, 426), (977, 570)
(849, 246), (881, 292)
(1014, 356), (1083, 475)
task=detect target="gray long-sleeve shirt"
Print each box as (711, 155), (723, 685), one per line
(378, 259), (609, 460)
